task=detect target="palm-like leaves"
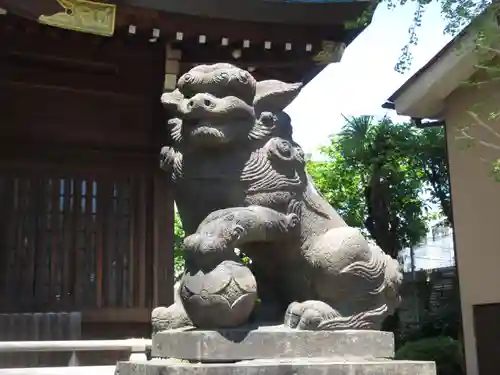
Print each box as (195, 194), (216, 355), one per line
(339, 115), (375, 169)
(308, 116), (449, 258)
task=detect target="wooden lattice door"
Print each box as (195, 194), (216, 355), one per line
(0, 169), (153, 312)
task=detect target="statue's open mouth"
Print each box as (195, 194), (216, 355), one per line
(185, 117), (254, 146)
(187, 122), (228, 147)
(190, 123), (225, 139)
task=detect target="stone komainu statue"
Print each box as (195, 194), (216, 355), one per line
(154, 63), (402, 332)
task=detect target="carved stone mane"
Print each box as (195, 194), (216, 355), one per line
(155, 63), (402, 333)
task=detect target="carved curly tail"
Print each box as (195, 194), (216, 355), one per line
(381, 251), (403, 314)
(317, 304), (389, 330)
(320, 246), (402, 330)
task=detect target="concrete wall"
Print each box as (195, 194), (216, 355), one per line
(444, 79), (500, 375)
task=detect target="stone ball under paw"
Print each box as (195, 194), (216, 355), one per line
(179, 260), (257, 329)
(151, 304), (191, 333)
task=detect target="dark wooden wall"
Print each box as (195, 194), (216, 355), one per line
(474, 303), (500, 375)
(0, 16), (173, 338)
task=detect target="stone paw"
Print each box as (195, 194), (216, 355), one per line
(160, 146), (176, 171)
(151, 303), (192, 333)
(284, 300), (340, 330)
(286, 213), (300, 229)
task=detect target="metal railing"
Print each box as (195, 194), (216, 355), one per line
(0, 338), (151, 373)
(0, 366), (117, 375)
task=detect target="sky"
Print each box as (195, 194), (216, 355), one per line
(285, 1), (458, 270)
(285, 0), (455, 159)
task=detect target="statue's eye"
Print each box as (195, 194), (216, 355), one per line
(277, 141), (292, 157)
(295, 147), (304, 158)
(178, 73), (197, 98)
(238, 71), (249, 83)
(181, 73), (194, 84)
(214, 71), (230, 84)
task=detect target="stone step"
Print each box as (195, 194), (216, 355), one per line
(151, 326), (394, 361)
(117, 358), (436, 375)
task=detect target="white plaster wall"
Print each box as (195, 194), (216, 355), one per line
(444, 79), (500, 375)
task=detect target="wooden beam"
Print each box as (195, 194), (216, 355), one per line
(0, 3), (358, 48)
(0, 141), (158, 156)
(0, 144), (159, 176)
(0, 14), (163, 65)
(118, 6), (346, 44)
(0, 62), (150, 96)
(122, 0), (368, 28)
(6, 51), (118, 73)
(178, 41), (318, 66)
(0, 19), (163, 98)
(180, 58), (312, 70)
(158, 12), (344, 43)
(0, 81), (148, 101)
(179, 58), (314, 82)
(82, 308), (151, 323)
(0, 1), (62, 22)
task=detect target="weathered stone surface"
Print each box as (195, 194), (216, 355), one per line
(180, 260), (258, 329)
(117, 359), (436, 375)
(154, 62), (403, 332)
(152, 326), (395, 361)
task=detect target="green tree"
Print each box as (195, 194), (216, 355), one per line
(349, 1), (491, 72)
(308, 116), (453, 250)
(379, 1), (500, 178)
(308, 116), (428, 259)
(306, 147), (366, 230)
(377, 0), (491, 73)
(173, 211), (185, 281)
(411, 127), (453, 225)
(307, 117), (453, 334)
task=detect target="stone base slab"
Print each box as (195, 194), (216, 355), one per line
(152, 326), (395, 361)
(117, 359), (436, 375)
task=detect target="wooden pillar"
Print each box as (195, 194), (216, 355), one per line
(164, 44), (182, 92)
(152, 174), (174, 307)
(151, 43), (180, 308)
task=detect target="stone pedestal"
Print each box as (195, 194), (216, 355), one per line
(116, 326), (436, 375)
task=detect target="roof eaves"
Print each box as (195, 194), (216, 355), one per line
(384, 6), (498, 106)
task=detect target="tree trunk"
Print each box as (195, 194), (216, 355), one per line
(382, 310), (401, 339)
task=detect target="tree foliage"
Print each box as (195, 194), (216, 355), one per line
(307, 116), (450, 259)
(389, 0), (500, 184)
(396, 336), (464, 375)
(347, 0), (488, 73)
(307, 147), (366, 229)
(173, 211), (185, 281)
(378, 0), (500, 183)
(412, 126), (452, 225)
(378, 0), (492, 73)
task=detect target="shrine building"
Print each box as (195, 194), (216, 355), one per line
(0, 0), (371, 339)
